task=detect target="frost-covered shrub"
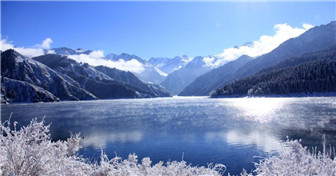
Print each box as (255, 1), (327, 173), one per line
(91, 152), (225, 176)
(0, 119), (92, 176)
(252, 139), (336, 176)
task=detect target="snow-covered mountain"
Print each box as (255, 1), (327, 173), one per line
(1, 49), (98, 103)
(33, 54), (170, 99)
(160, 56), (217, 95)
(135, 65), (167, 84)
(105, 52), (167, 84)
(180, 21), (336, 96)
(179, 55), (252, 96)
(95, 66), (170, 97)
(49, 48), (167, 84)
(1, 49), (171, 103)
(51, 47), (92, 55)
(105, 53), (147, 64)
(148, 55), (191, 75)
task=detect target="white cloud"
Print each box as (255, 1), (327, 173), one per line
(40, 38), (53, 49)
(68, 51), (145, 74)
(0, 38), (54, 58)
(89, 50), (104, 58)
(202, 56), (215, 67)
(209, 23), (314, 67)
(46, 50), (56, 54)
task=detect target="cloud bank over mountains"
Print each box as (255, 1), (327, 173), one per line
(67, 51), (145, 73)
(207, 23), (314, 68)
(1, 23), (313, 73)
(0, 38), (55, 57)
(0, 38), (145, 73)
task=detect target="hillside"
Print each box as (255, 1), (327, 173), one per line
(179, 55), (252, 96)
(181, 21), (336, 96)
(33, 54), (170, 99)
(160, 56), (216, 95)
(1, 49), (98, 103)
(210, 46), (336, 97)
(105, 53), (166, 84)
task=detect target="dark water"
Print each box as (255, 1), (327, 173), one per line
(1, 97), (336, 174)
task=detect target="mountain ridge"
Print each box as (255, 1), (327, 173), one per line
(180, 21), (336, 96)
(33, 54), (170, 99)
(210, 45), (336, 97)
(1, 49), (98, 102)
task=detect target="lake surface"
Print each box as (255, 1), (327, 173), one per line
(1, 97), (336, 174)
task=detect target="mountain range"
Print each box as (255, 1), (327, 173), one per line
(2, 21), (335, 103)
(1, 50), (170, 103)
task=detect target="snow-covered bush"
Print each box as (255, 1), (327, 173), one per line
(1, 118), (335, 176)
(252, 139), (336, 176)
(91, 152), (225, 176)
(0, 118), (92, 176)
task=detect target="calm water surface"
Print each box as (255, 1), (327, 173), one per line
(1, 97), (336, 174)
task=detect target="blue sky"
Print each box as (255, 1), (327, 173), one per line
(1, 1), (335, 60)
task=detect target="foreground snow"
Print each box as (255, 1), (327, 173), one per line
(1, 119), (335, 175)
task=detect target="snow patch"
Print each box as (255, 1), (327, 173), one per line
(154, 67), (168, 77)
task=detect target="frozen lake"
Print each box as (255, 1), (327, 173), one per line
(1, 97), (336, 174)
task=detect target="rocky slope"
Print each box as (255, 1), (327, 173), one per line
(179, 55), (252, 96)
(1, 77), (59, 103)
(1, 49), (98, 103)
(211, 46), (336, 97)
(33, 54), (170, 99)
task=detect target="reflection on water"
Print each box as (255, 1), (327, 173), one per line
(82, 131), (143, 149)
(1, 97), (336, 174)
(225, 130), (281, 153)
(228, 97), (290, 123)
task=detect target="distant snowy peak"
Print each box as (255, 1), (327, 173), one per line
(104, 53), (167, 84)
(75, 48), (86, 53)
(149, 55), (193, 75)
(185, 56), (217, 68)
(105, 53), (146, 64)
(179, 55), (193, 63)
(148, 57), (171, 66)
(51, 47), (92, 56)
